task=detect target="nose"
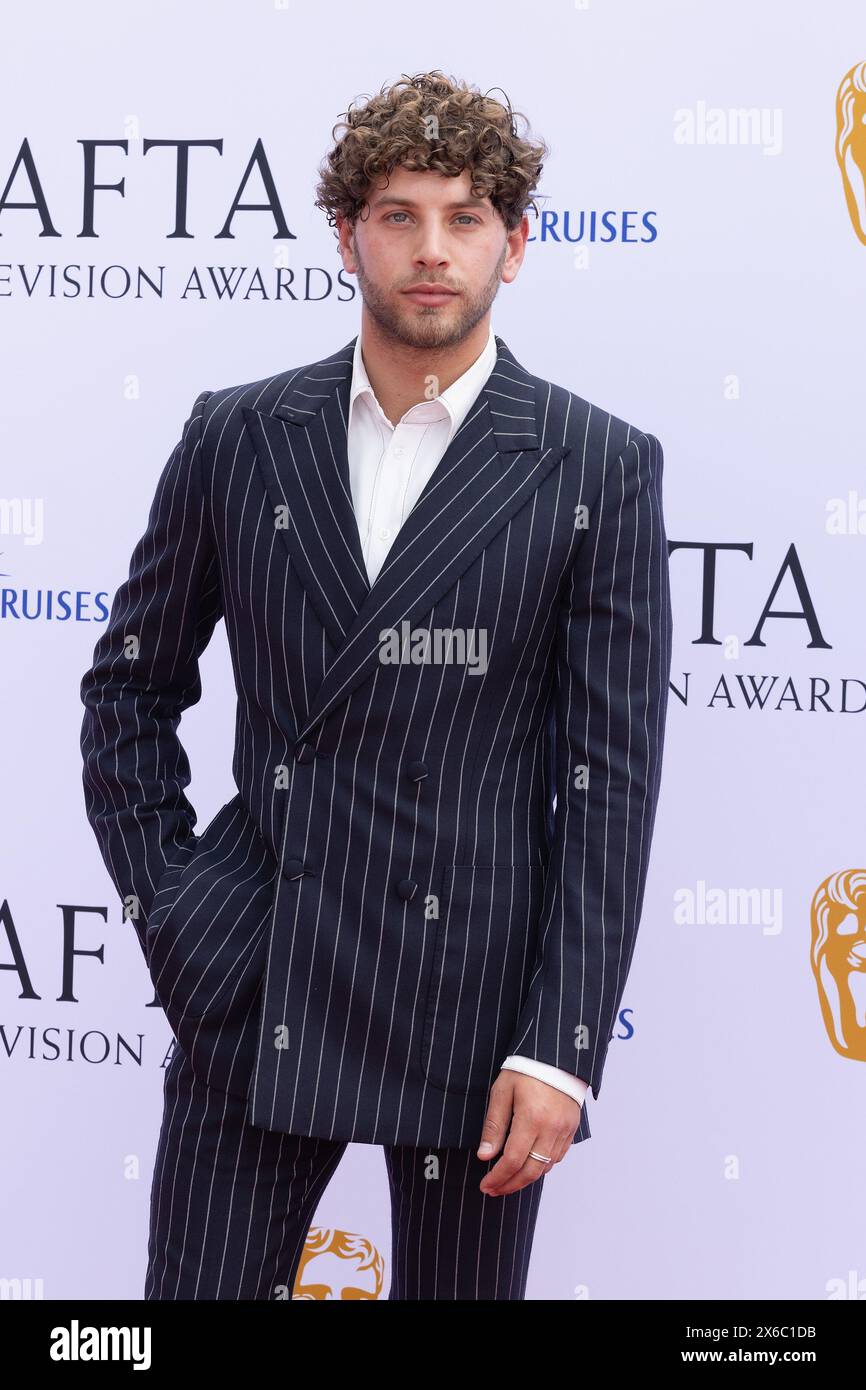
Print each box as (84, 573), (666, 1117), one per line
(411, 220), (450, 269)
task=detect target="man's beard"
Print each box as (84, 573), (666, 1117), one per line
(353, 240), (507, 350)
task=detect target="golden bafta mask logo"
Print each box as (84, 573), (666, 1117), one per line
(836, 61), (866, 244)
(811, 869), (866, 1060)
(291, 1227), (385, 1300)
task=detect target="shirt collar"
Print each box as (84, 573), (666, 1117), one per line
(348, 324), (497, 446)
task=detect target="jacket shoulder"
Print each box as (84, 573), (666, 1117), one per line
(200, 356), (329, 425)
(529, 369), (660, 464)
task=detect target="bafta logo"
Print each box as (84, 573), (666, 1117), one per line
(836, 61), (866, 244)
(291, 1227), (385, 1300)
(810, 869), (866, 1061)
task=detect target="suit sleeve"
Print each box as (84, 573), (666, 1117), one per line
(504, 431), (673, 1100)
(79, 388), (223, 957)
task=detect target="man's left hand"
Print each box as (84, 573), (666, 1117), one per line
(476, 1070), (581, 1196)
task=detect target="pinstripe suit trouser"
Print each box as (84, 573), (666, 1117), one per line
(144, 1045), (547, 1301)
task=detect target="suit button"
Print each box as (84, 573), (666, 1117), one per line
(284, 858), (306, 880)
(294, 742), (316, 764)
(406, 760), (428, 782)
(396, 878), (418, 901)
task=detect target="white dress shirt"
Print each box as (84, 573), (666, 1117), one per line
(345, 325), (588, 1110)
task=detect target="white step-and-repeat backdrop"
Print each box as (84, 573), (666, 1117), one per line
(2, 0), (864, 1300)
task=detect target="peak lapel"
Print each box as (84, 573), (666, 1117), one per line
(242, 334), (570, 745)
(241, 339), (369, 652)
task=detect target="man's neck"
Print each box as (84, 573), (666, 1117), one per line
(358, 309), (492, 426)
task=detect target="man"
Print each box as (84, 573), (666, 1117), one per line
(80, 71), (673, 1300)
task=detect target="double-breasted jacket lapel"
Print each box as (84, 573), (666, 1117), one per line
(241, 335), (571, 743)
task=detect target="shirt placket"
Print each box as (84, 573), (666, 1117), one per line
(366, 419), (428, 580)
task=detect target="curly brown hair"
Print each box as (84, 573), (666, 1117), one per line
(314, 70), (549, 234)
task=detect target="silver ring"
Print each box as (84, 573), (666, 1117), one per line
(528, 1149), (552, 1164)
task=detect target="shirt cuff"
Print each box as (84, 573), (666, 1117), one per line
(501, 1055), (589, 1105)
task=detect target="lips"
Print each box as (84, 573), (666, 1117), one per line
(402, 287), (458, 306)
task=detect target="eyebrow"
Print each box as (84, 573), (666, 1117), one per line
(369, 194), (489, 213)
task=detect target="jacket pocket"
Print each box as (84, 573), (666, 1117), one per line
(145, 792), (273, 1024)
(420, 863), (545, 1095)
(145, 797), (237, 960)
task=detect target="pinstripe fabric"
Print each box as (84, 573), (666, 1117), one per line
(144, 1047), (545, 1300)
(80, 332), (673, 1150)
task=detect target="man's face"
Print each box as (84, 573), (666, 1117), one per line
(337, 165), (528, 350)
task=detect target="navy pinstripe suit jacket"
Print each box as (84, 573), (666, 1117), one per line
(79, 333), (673, 1149)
